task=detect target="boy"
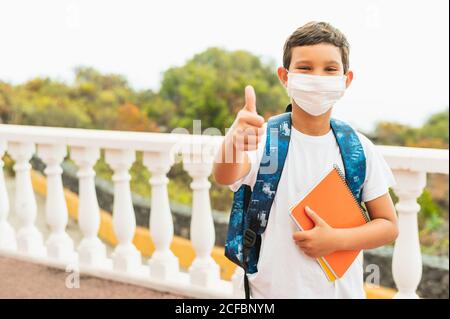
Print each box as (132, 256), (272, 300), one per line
(213, 21), (399, 298)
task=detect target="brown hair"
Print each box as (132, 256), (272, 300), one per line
(283, 21), (350, 73)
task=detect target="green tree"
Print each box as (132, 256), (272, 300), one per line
(415, 109), (449, 149)
(373, 108), (449, 149)
(137, 90), (177, 132)
(0, 81), (13, 123)
(159, 47), (288, 133)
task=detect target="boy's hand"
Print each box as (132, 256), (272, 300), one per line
(213, 85), (265, 185)
(228, 85), (265, 152)
(292, 206), (342, 258)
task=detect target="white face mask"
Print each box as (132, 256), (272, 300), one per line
(286, 72), (347, 116)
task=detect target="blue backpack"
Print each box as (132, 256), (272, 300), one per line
(224, 106), (367, 299)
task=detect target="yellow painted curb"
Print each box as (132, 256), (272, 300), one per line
(30, 169), (395, 298)
(364, 284), (396, 299)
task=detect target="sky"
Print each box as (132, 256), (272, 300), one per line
(0, 0), (448, 132)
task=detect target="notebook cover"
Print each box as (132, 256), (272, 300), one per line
(289, 165), (369, 279)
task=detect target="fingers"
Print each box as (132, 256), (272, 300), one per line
(234, 130), (264, 151)
(293, 233), (316, 257)
(237, 109), (265, 128)
(305, 206), (326, 226)
(236, 123), (265, 137)
(234, 137), (259, 151)
(301, 249), (317, 258)
(294, 238), (315, 257)
(243, 85), (257, 113)
(233, 122), (265, 151)
(292, 231), (310, 242)
(297, 241), (311, 250)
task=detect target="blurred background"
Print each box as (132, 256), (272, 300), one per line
(0, 0), (448, 296)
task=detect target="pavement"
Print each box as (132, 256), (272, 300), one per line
(0, 256), (184, 298)
(1, 174), (183, 299)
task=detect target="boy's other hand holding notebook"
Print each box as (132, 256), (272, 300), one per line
(292, 206), (343, 258)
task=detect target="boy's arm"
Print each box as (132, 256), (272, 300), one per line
(293, 193), (398, 258)
(213, 85), (265, 185)
(335, 192), (398, 251)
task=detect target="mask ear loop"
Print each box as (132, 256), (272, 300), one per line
(284, 68), (292, 99)
(284, 68), (290, 89)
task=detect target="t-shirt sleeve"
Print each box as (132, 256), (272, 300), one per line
(228, 123), (267, 192)
(358, 133), (397, 202)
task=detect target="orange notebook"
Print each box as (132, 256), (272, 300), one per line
(289, 165), (370, 281)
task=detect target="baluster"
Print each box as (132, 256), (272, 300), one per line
(38, 144), (75, 262)
(105, 149), (141, 273)
(143, 151), (179, 279)
(183, 152), (220, 287)
(0, 140), (16, 251)
(7, 141), (45, 256)
(392, 169), (426, 299)
(71, 146), (107, 267)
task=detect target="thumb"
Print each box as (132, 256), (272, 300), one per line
(243, 85), (257, 113)
(305, 206), (326, 226)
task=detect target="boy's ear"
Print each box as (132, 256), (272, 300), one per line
(345, 70), (354, 88)
(277, 66), (288, 88)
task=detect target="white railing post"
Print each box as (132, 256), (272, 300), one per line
(7, 141), (45, 256)
(183, 152), (220, 288)
(71, 146), (107, 268)
(143, 151), (179, 280)
(38, 144), (75, 262)
(392, 169), (426, 299)
(0, 140), (16, 251)
(105, 148), (141, 273)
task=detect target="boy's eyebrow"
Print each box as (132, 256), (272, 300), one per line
(324, 60), (341, 66)
(293, 60), (341, 66)
(293, 60), (312, 65)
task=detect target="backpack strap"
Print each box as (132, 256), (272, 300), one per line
(242, 112), (292, 298)
(330, 118), (366, 203)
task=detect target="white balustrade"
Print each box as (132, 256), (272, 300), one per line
(7, 141), (45, 256)
(0, 140), (16, 250)
(391, 170), (426, 298)
(37, 144), (75, 263)
(143, 151), (179, 280)
(380, 145), (449, 299)
(105, 148), (141, 273)
(0, 124), (448, 299)
(71, 146), (108, 268)
(183, 152), (220, 288)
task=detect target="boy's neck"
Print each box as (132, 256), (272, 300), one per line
(291, 102), (332, 136)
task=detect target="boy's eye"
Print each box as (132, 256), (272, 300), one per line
(326, 68), (338, 72)
(297, 66), (311, 70)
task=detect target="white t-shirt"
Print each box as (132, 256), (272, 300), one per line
(230, 121), (396, 299)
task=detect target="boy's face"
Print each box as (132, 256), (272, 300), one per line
(278, 43), (353, 88)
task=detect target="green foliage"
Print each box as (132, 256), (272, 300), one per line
(417, 190), (448, 256)
(418, 189), (444, 231)
(417, 110), (449, 148)
(159, 47), (288, 133)
(373, 108), (449, 149)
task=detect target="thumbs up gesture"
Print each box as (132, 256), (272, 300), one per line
(230, 85), (265, 152)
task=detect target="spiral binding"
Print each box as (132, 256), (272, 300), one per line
(333, 164), (371, 223)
